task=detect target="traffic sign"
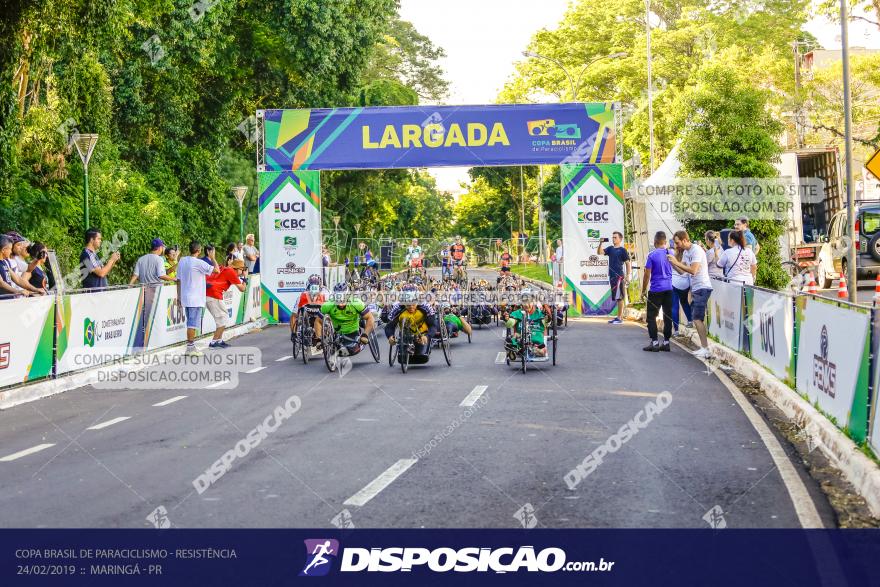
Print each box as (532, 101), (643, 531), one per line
(867, 147), (880, 181)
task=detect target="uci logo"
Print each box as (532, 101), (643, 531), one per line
(759, 312), (775, 356)
(274, 202), (306, 213)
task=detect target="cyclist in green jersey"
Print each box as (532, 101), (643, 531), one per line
(442, 306), (472, 338)
(505, 289), (548, 357)
(321, 283), (375, 355)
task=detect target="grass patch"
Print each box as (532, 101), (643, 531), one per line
(512, 264), (553, 284)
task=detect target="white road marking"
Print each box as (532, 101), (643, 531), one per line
(0, 443), (56, 462)
(86, 417), (131, 431)
(153, 395), (187, 407)
(344, 458), (418, 507)
(494, 352), (506, 364)
(275, 355), (292, 362)
(460, 385), (488, 407)
(205, 380), (229, 389)
(356, 418), (379, 422)
(244, 366), (267, 374)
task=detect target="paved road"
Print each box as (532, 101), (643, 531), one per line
(0, 270), (834, 528)
(816, 280), (875, 305)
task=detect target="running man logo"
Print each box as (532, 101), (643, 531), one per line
(84, 317), (97, 347)
(300, 539), (339, 577)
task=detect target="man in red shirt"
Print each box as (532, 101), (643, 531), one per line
(206, 258), (247, 348)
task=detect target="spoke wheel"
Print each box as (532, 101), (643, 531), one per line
(301, 322), (312, 365)
(439, 318), (452, 366)
(322, 317), (338, 372)
(368, 330), (380, 363)
(399, 320), (412, 374)
(520, 317), (528, 373)
(291, 313), (300, 359)
(551, 310), (558, 366)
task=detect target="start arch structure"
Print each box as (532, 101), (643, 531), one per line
(255, 103), (624, 322)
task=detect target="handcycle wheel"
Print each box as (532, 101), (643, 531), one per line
(551, 309), (558, 366)
(368, 330), (381, 363)
(322, 317), (338, 372)
(520, 316), (528, 374)
(301, 317), (312, 365)
(291, 311), (301, 359)
(388, 338), (397, 367)
(439, 318), (452, 366)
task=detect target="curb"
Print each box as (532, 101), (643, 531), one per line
(0, 318), (269, 411)
(626, 307), (880, 518)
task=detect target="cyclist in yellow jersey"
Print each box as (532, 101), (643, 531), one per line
(385, 288), (437, 363)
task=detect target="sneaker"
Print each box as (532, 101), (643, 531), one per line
(185, 346), (203, 357)
(608, 318), (623, 324)
(691, 347), (711, 359)
(643, 342), (660, 352)
(659, 342), (671, 352)
(216, 340), (230, 348)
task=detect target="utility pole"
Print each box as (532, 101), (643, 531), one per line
(839, 0), (856, 302)
(519, 166), (526, 261)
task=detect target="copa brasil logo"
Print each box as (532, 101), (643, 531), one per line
(84, 317), (97, 347)
(527, 119), (581, 139)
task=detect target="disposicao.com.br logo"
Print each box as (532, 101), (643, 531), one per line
(299, 541), (615, 575)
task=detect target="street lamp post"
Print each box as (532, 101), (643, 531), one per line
(231, 186), (248, 243)
(332, 215), (341, 262)
(839, 0), (856, 302)
(73, 134), (99, 231)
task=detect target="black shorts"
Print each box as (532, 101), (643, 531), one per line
(609, 276), (626, 302)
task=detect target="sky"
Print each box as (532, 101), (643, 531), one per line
(398, 0), (880, 195)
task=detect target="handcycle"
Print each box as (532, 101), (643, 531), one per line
(388, 317), (450, 373)
(504, 307), (558, 373)
(320, 316), (380, 372)
(453, 261), (468, 287)
(292, 305), (322, 364)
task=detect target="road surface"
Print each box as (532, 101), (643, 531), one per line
(0, 270), (834, 528)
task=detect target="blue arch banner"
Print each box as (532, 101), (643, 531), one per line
(260, 103), (617, 171)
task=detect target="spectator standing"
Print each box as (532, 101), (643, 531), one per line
(164, 245), (179, 279)
(554, 238), (563, 282)
(80, 228), (120, 290)
(641, 231), (673, 352)
(177, 241), (219, 356)
(322, 245), (331, 285)
(735, 217), (760, 255)
(598, 231), (631, 324)
(131, 238), (175, 285)
(718, 230), (757, 286)
(26, 242), (50, 292)
(704, 231), (725, 279)
(206, 257), (246, 348)
(668, 231), (713, 359)
(670, 244), (692, 336)
(243, 234), (259, 273)
(0, 235), (31, 297)
(234, 242), (245, 261)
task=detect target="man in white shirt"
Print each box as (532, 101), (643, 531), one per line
(177, 241), (219, 356)
(242, 234), (260, 273)
(668, 231), (713, 359)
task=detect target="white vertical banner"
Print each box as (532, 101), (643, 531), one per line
(707, 278), (743, 351)
(747, 288), (794, 381)
(258, 171), (322, 323)
(560, 164), (624, 315)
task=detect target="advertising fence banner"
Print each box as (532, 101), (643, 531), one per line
(56, 288), (144, 375)
(560, 163), (625, 315)
(707, 278), (743, 351)
(260, 103), (617, 171)
(258, 170), (322, 324)
(795, 297), (871, 442)
(242, 274), (262, 323)
(869, 309), (880, 456)
(142, 284), (187, 351)
(201, 285), (244, 335)
(745, 287), (794, 382)
(0, 296), (55, 388)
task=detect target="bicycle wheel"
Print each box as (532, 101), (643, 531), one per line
(301, 321), (312, 365)
(322, 317), (337, 372)
(439, 318), (452, 366)
(368, 330), (380, 363)
(551, 311), (558, 366)
(520, 318), (528, 373)
(291, 327), (299, 359)
(399, 320), (412, 374)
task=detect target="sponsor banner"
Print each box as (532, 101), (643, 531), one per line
(707, 278), (742, 351)
(0, 296), (55, 388)
(561, 163), (624, 315)
(242, 274), (262, 323)
(56, 288), (144, 375)
(261, 103), (617, 171)
(745, 288), (794, 381)
(869, 308), (880, 456)
(795, 297), (871, 442)
(201, 286), (244, 335)
(142, 285), (187, 351)
(258, 170), (322, 324)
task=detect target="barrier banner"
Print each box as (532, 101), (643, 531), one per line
(56, 288), (144, 375)
(260, 103), (617, 170)
(258, 170), (322, 324)
(202, 286), (244, 334)
(242, 274), (262, 323)
(560, 163), (625, 315)
(745, 287), (794, 381)
(141, 285), (187, 351)
(869, 308), (880, 456)
(0, 296), (55, 388)
(795, 297), (871, 442)
(707, 278), (743, 351)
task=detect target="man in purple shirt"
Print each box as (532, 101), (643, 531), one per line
(641, 231), (673, 352)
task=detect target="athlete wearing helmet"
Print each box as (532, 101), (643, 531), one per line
(505, 288), (549, 357)
(384, 288), (437, 363)
(290, 274), (326, 343)
(320, 282), (375, 355)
